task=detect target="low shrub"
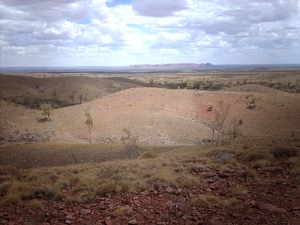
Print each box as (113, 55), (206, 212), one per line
(25, 199), (43, 211)
(229, 186), (248, 200)
(211, 152), (235, 164)
(1, 194), (20, 206)
(65, 196), (82, 205)
(287, 157), (300, 166)
(175, 175), (198, 188)
(244, 150), (272, 162)
(263, 166), (283, 173)
(10, 181), (34, 200)
(190, 195), (220, 208)
(222, 197), (239, 209)
(271, 146), (299, 158)
(241, 169), (257, 179)
(290, 167), (300, 177)
(95, 182), (121, 196)
(33, 184), (58, 199)
(0, 165), (19, 177)
(112, 205), (133, 217)
(54, 192), (66, 201)
(139, 151), (157, 159)
(0, 181), (11, 195)
(252, 160), (271, 169)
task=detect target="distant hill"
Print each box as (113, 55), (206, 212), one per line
(129, 63), (212, 69)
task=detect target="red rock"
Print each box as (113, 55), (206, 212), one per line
(65, 214), (73, 220)
(128, 219), (137, 224)
(105, 219), (114, 225)
(200, 221), (224, 225)
(165, 187), (174, 193)
(208, 184), (217, 190)
(37, 194), (43, 198)
(79, 209), (91, 216)
(256, 202), (287, 214)
(165, 200), (175, 207)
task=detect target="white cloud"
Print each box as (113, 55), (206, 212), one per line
(0, 0), (299, 67)
(132, 0), (187, 17)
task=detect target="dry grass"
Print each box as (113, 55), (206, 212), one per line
(139, 151), (158, 159)
(241, 169), (258, 179)
(270, 145), (299, 158)
(1, 193), (21, 207)
(25, 199), (43, 211)
(251, 159), (271, 169)
(112, 205), (133, 217)
(229, 186), (248, 200)
(0, 138), (299, 206)
(190, 195), (220, 208)
(244, 150), (273, 162)
(262, 166), (283, 173)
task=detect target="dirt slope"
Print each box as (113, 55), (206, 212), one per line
(1, 87), (299, 145)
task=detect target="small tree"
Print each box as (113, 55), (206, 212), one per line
(78, 93), (83, 104)
(52, 90), (59, 103)
(85, 112), (93, 144)
(68, 93), (75, 104)
(247, 97), (257, 109)
(121, 128), (142, 159)
(214, 101), (231, 146)
(228, 117), (243, 142)
(84, 93), (89, 102)
(40, 103), (52, 121)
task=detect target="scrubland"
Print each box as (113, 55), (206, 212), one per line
(0, 67), (299, 224)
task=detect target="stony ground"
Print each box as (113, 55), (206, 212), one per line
(1, 156), (299, 225)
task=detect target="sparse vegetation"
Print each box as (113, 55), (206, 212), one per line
(139, 150), (157, 159)
(211, 101), (231, 146)
(190, 194), (220, 208)
(25, 199), (43, 211)
(40, 103), (52, 121)
(271, 145), (299, 158)
(0, 69), (299, 224)
(85, 112), (93, 144)
(121, 129), (142, 159)
(112, 205), (133, 217)
(210, 152), (235, 164)
(68, 92), (75, 104)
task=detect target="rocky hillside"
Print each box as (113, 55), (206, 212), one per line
(1, 86), (299, 145)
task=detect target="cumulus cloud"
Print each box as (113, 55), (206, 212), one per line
(0, 0), (299, 67)
(132, 0), (187, 17)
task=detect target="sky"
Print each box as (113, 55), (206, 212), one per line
(0, 0), (299, 67)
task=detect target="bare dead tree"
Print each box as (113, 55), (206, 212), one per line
(214, 101), (231, 146)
